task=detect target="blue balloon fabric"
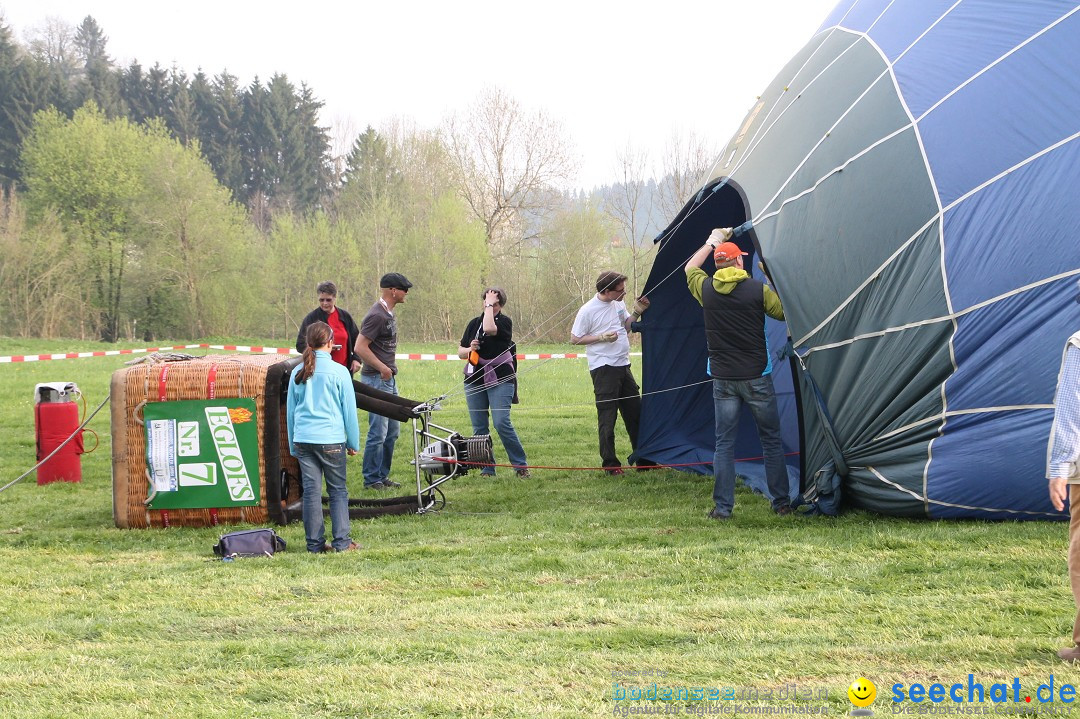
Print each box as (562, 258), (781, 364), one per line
(639, 0), (1080, 518)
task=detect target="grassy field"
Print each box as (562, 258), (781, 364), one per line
(0, 337), (1077, 718)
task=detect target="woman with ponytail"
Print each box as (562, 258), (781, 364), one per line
(287, 321), (361, 552)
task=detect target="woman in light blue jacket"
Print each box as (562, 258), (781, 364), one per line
(287, 321), (361, 553)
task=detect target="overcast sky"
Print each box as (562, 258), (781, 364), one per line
(1, 0), (839, 188)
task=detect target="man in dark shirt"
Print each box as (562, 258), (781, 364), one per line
(354, 273), (412, 490)
(685, 228), (790, 519)
(295, 281), (361, 373)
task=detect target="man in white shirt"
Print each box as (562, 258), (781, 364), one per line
(571, 271), (650, 475)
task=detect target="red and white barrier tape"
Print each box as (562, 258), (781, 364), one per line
(0, 344), (640, 364)
(0, 344), (209, 363)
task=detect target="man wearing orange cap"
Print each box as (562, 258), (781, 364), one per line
(685, 228), (790, 520)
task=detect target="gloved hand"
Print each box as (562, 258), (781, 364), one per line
(632, 296), (650, 315)
(706, 227), (734, 247)
(599, 331), (618, 343)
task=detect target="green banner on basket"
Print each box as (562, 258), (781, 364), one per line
(144, 398), (260, 509)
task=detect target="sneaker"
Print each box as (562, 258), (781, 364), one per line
(382, 479), (402, 489)
(515, 468), (531, 478)
(707, 508), (732, 521)
(366, 481), (388, 490)
(606, 467), (624, 476)
(479, 471), (496, 478)
(1058, 646), (1080, 662)
(774, 505), (793, 516)
(335, 542), (361, 552)
(309, 543), (333, 554)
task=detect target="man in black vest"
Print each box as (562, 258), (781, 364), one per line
(685, 228), (790, 519)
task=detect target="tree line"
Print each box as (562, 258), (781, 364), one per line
(0, 14), (717, 346)
(0, 16), (329, 216)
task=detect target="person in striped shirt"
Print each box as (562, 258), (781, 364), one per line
(1050, 278), (1080, 662)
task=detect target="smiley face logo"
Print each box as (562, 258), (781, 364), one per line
(848, 677), (877, 707)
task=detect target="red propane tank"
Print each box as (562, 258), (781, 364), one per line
(34, 383), (84, 484)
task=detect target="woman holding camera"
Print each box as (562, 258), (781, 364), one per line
(457, 288), (529, 478)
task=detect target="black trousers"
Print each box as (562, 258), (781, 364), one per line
(589, 364), (642, 468)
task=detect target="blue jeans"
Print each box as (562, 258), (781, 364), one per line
(712, 374), (789, 515)
(360, 373), (400, 486)
(464, 379), (527, 474)
(293, 442), (352, 552)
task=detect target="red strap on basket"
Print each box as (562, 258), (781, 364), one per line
(157, 366), (170, 528)
(207, 364), (220, 525)
(157, 365), (169, 402)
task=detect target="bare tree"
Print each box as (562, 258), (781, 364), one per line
(326, 113), (358, 190)
(444, 86), (577, 255)
(0, 189), (79, 337)
(25, 17), (79, 90)
(655, 130), (717, 223)
(604, 142), (662, 297)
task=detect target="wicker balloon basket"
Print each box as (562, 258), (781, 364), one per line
(110, 354), (302, 529)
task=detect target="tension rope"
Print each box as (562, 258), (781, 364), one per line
(426, 24), (843, 412)
(2, 34), (849, 496)
(433, 232), (758, 410)
(437, 450), (802, 474)
(0, 393), (111, 495)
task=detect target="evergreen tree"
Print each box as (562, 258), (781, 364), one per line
(265, 73), (305, 210)
(239, 74), (329, 215)
(2, 44), (72, 188)
(168, 70), (200, 146)
(296, 83), (331, 208)
(206, 71), (245, 200)
(144, 63), (171, 121)
(188, 70), (215, 152)
(119, 60), (172, 126)
(119, 61), (151, 123)
(73, 16), (109, 65)
(341, 125), (403, 211)
(0, 20), (21, 186)
(240, 75), (273, 212)
(72, 16), (122, 117)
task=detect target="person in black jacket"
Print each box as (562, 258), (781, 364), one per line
(685, 228), (790, 520)
(456, 287), (529, 478)
(296, 281), (361, 374)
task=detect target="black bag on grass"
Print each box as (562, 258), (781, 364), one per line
(213, 528), (286, 558)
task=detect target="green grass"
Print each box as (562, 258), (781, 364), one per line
(0, 338), (1077, 718)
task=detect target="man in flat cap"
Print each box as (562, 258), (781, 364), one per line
(354, 272), (412, 490)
